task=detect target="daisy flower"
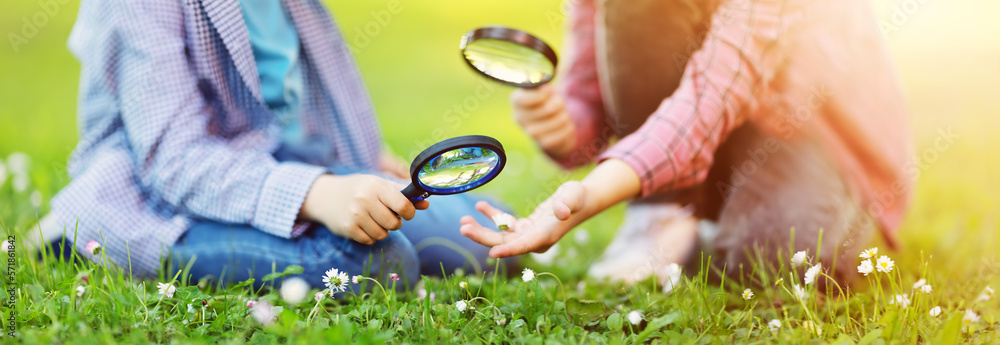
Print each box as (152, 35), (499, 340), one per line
(246, 300), (255, 308)
(0, 241), (10, 253)
(857, 260), (874, 276)
(251, 301), (277, 326)
(351, 275), (363, 284)
(920, 284), (933, 294)
(491, 213), (516, 231)
(627, 310), (643, 325)
(792, 284), (808, 301)
(157, 282), (176, 298)
(456, 300), (468, 312)
(496, 318), (507, 326)
(768, 319), (782, 332)
(522, 268), (535, 282)
(662, 263), (683, 294)
(791, 251), (807, 266)
(279, 277), (309, 304)
(75, 285), (85, 297)
(459, 281), (468, 289)
(314, 291), (324, 302)
(889, 294), (911, 308)
(860, 247), (878, 259)
(742, 288), (754, 300)
(85, 240), (102, 255)
(875, 255), (894, 273)
(912, 279), (927, 290)
(389, 273), (400, 281)
(963, 309), (980, 324)
(804, 263), (822, 285)
(322, 268), (349, 292)
(977, 286), (993, 302)
(929, 306), (942, 317)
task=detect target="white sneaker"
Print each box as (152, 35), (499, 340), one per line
(587, 203), (699, 285)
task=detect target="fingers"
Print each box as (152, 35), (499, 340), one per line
(370, 206), (403, 231)
(414, 200), (430, 210)
(489, 232), (546, 258)
(510, 83), (553, 109)
(459, 216), (506, 247)
(474, 201), (508, 219)
(357, 214), (388, 243)
(378, 184), (416, 220)
(552, 181), (586, 221)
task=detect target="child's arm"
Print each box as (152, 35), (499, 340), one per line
(301, 174), (427, 245)
(459, 158), (639, 258)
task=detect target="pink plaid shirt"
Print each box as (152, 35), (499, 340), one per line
(556, 0), (913, 244)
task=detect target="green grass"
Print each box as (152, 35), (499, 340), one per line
(2, 0), (1000, 343)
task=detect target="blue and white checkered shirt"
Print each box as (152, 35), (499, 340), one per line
(51, 0), (382, 276)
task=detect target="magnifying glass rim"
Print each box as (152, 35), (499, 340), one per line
(460, 26), (558, 88)
(409, 135), (507, 195)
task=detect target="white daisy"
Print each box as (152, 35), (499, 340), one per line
(742, 288), (754, 300)
(912, 279), (927, 290)
(456, 300), (468, 312)
(279, 277), (309, 304)
(889, 294), (911, 308)
(963, 309), (980, 324)
(920, 284), (933, 294)
(322, 268), (349, 292)
(246, 300), (255, 308)
(860, 247), (878, 259)
(768, 319), (782, 332)
(977, 286), (993, 301)
(85, 240), (102, 255)
(496, 317), (507, 326)
(251, 301), (277, 326)
(314, 291), (324, 302)
(627, 310), (643, 325)
(791, 251), (807, 266)
(492, 213), (516, 231)
(75, 285), (85, 297)
(157, 282), (176, 298)
(858, 260), (874, 276)
(1, 241), (11, 253)
(875, 255), (894, 273)
(662, 263), (683, 294)
(459, 281), (468, 289)
(929, 306), (942, 317)
(351, 275), (363, 284)
(521, 268), (535, 282)
(804, 263), (822, 285)
(792, 284), (808, 301)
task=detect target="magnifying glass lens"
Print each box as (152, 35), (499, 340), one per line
(463, 39), (554, 86)
(418, 147), (500, 189)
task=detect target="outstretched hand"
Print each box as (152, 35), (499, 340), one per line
(459, 181), (587, 258)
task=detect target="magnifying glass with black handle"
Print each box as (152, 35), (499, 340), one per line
(401, 135), (506, 202)
(460, 26), (558, 88)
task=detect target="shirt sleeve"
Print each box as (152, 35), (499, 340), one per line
(550, 0), (610, 169)
(597, 0), (777, 197)
(106, 0), (324, 238)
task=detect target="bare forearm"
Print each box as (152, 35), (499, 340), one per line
(575, 158), (642, 221)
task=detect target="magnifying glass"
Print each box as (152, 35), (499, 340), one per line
(460, 26), (558, 88)
(401, 135), (506, 202)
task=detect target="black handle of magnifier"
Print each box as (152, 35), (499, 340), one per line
(401, 184), (427, 203)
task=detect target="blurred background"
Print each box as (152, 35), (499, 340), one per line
(0, 0), (997, 278)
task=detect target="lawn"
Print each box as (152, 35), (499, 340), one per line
(1, 0), (999, 343)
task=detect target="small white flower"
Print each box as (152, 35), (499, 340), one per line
(858, 260), (874, 276)
(976, 286), (993, 301)
(963, 309), (980, 324)
(456, 300), (468, 312)
(889, 294), (911, 308)
(742, 288), (754, 300)
(29, 191), (41, 208)
(1, 240), (11, 253)
(768, 319), (782, 332)
(912, 279), (927, 289)
(860, 247), (878, 259)
(491, 213), (516, 231)
(627, 310), (643, 325)
(792, 284), (808, 301)
(246, 300), (255, 308)
(389, 273), (400, 281)
(875, 255), (894, 273)
(574, 228), (590, 244)
(496, 317), (507, 326)
(459, 281), (468, 289)
(187, 303), (195, 314)
(804, 263), (822, 285)
(929, 306), (942, 317)
(279, 277), (309, 304)
(791, 251), (807, 266)
(75, 285), (85, 297)
(985, 286), (995, 295)
(920, 284), (933, 294)
(157, 282), (176, 298)
(662, 263), (683, 294)
(85, 240), (102, 255)
(251, 301), (277, 326)
(314, 291), (324, 302)
(322, 268), (349, 292)
(521, 268), (535, 282)
(351, 275), (363, 284)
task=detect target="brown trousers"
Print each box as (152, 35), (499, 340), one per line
(597, 0), (871, 283)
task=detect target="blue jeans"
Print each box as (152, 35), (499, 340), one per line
(169, 146), (514, 290)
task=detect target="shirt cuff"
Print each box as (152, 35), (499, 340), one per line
(251, 162), (327, 238)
